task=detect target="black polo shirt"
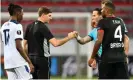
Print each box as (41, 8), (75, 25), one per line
(24, 20), (54, 57)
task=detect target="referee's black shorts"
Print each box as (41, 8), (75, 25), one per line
(99, 62), (129, 79)
(29, 55), (51, 79)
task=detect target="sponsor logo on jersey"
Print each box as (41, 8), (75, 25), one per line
(17, 30), (21, 35)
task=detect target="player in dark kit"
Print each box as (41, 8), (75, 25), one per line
(23, 6), (76, 79)
(101, 0), (129, 56)
(89, 2), (129, 79)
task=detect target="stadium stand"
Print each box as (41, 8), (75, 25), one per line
(1, 0), (133, 37)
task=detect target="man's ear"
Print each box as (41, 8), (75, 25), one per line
(17, 11), (21, 15)
(15, 12), (20, 17)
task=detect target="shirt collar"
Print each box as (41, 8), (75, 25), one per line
(10, 20), (19, 24)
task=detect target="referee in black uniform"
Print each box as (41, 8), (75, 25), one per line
(89, 2), (129, 79)
(23, 6), (76, 79)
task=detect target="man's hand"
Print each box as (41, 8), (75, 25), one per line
(88, 58), (95, 67)
(68, 31), (77, 39)
(73, 31), (78, 37)
(91, 59), (97, 69)
(73, 31), (82, 40)
(29, 63), (34, 73)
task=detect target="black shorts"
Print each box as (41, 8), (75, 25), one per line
(95, 54), (101, 64)
(95, 54), (101, 77)
(29, 55), (51, 79)
(99, 62), (129, 79)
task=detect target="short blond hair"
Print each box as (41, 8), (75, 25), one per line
(101, 0), (112, 4)
(38, 6), (52, 17)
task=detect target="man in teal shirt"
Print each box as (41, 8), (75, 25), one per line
(88, 27), (102, 57)
(75, 8), (102, 68)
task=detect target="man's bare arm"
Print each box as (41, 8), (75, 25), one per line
(88, 29), (104, 67)
(124, 34), (129, 55)
(16, 39), (34, 72)
(49, 37), (70, 47)
(76, 35), (92, 44)
(23, 40), (28, 54)
(16, 39), (31, 64)
(49, 32), (76, 47)
(90, 30), (104, 59)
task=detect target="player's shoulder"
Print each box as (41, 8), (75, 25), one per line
(1, 21), (16, 30)
(28, 21), (35, 26)
(89, 28), (97, 34)
(27, 20), (45, 28)
(115, 17), (125, 24)
(92, 28), (97, 31)
(26, 21), (35, 30)
(99, 18), (105, 21)
(99, 17), (121, 23)
(11, 22), (22, 27)
(98, 18), (106, 24)
(1, 21), (9, 27)
(2, 21), (8, 25)
(17, 24), (23, 29)
(36, 20), (47, 27)
(10, 23), (23, 31)
(115, 17), (122, 20)
(9, 21), (21, 27)
(34, 20), (45, 25)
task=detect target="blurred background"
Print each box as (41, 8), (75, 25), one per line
(1, 0), (133, 79)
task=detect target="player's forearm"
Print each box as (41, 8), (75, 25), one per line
(76, 35), (85, 44)
(17, 47), (32, 64)
(124, 35), (129, 55)
(55, 37), (71, 47)
(91, 40), (102, 59)
(77, 38), (86, 44)
(76, 35), (91, 44)
(24, 45), (28, 54)
(23, 40), (28, 54)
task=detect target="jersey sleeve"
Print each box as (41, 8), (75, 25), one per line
(41, 25), (54, 41)
(120, 18), (128, 34)
(97, 19), (105, 30)
(88, 30), (94, 41)
(24, 24), (31, 40)
(15, 24), (23, 40)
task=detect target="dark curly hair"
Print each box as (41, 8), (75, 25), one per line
(8, 3), (22, 16)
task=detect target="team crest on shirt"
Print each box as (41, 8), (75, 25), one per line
(17, 30), (21, 35)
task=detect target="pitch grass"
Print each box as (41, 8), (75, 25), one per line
(51, 76), (97, 79)
(51, 76), (133, 79)
(1, 76), (133, 79)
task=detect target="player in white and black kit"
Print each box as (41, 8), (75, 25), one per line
(0, 3), (34, 80)
(23, 6), (76, 79)
(89, 2), (129, 79)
